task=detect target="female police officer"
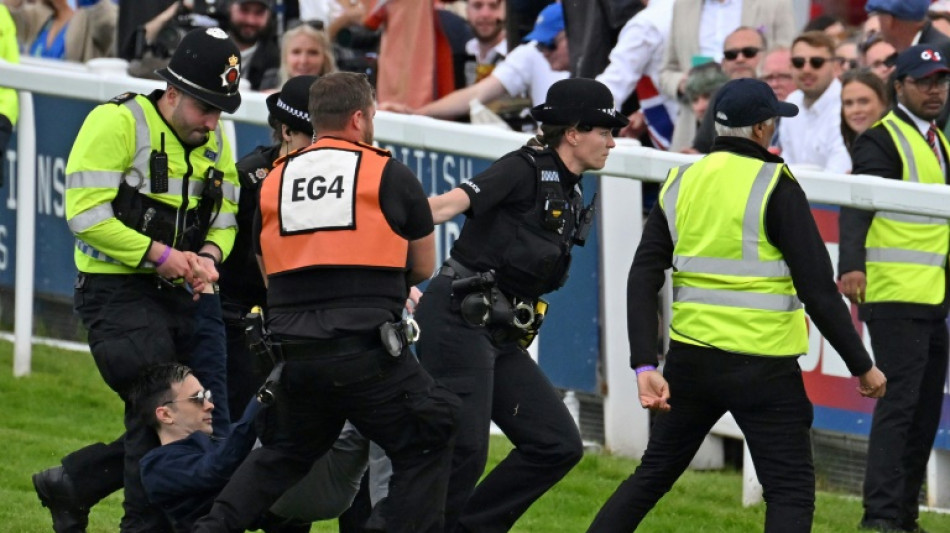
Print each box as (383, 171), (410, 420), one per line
(417, 78), (627, 532)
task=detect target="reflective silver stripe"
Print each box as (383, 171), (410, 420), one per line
(673, 286), (802, 312)
(210, 124), (223, 164)
(866, 247), (947, 267)
(210, 212), (237, 229)
(123, 99), (153, 180)
(883, 119), (919, 183)
(67, 203), (115, 233)
(742, 163), (779, 260)
(221, 180), (239, 203)
(662, 165), (690, 246)
(672, 255), (790, 277)
(76, 239), (121, 265)
(875, 211), (947, 224)
(66, 170), (123, 190)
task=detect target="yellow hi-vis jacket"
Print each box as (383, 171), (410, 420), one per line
(0, 5), (19, 125)
(64, 93), (239, 274)
(659, 152), (807, 356)
(864, 111), (950, 305)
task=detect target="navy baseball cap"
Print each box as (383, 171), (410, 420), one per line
(865, 0), (929, 21)
(522, 3), (564, 47)
(714, 78), (798, 127)
(894, 44), (950, 79)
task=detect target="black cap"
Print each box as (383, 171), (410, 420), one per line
(894, 44), (950, 80)
(156, 28), (242, 114)
(531, 78), (628, 128)
(714, 78), (798, 127)
(266, 75), (318, 136)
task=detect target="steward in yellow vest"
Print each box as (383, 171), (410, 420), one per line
(839, 43), (950, 532)
(590, 78), (885, 533)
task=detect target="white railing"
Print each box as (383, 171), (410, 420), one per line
(2, 58), (949, 511)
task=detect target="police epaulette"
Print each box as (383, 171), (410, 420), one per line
(107, 92), (137, 105)
(355, 141), (391, 157)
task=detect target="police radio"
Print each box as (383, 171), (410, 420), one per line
(150, 133), (169, 194)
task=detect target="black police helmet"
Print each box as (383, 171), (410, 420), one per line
(156, 27), (242, 114)
(530, 78), (628, 129)
(266, 75), (319, 137)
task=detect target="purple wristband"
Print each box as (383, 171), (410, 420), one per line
(635, 365), (657, 375)
(155, 245), (172, 267)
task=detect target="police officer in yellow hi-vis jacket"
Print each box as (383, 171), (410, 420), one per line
(32, 27), (241, 533)
(589, 78), (886, 533)
(840, 45), (950, 533)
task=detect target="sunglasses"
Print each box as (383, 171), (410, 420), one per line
(835, 57), (860, 70)
(163, 389), (212, 407)
(904, 75), (950, 92)
(723, 47), (760, 61)
(536, 33), (564, 53)
(791, 56), (830, 69)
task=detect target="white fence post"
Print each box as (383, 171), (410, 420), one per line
(13, 90), (35, 377)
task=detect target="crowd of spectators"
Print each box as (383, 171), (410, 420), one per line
(4, 0), (948, 165)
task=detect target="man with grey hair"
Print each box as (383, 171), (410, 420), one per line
(588, 77), (886, 533)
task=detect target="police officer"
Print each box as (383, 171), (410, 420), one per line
(0, 3), (17, 187)
(587, 78), (886, 533)
(417, 77), (626, 532)
(33, 27), (241, 533)
(220, 74), (318, 420)
(193, 72), (459, 533)
(839, 45), (950, 533)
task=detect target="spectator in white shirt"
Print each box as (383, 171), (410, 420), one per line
(778, 30), (851, 173)
(594, 0), (677, 149)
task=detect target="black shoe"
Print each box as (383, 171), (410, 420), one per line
(32, 466), (89, 533)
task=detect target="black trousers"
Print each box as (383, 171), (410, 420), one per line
(415, 275), (584, 533)
(587, 349), (815, 533)
(223, 316), (267, 421)
(69, 274), (197, 532)
(862, 318), (949, 527)
(192, 343), (460, 533)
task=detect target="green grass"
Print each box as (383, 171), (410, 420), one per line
(2, 341), (949, 532)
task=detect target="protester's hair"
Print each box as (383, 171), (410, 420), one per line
(839, 68), (890, 153)
(309, 72), (375, 133)
(129, 363), (193, 431)
(726, 26), (768, 50)
(279, 23), (337, 85)
(792, 30), (837, 57)
(713, 117), (774, 139)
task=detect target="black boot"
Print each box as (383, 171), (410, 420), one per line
(32, 466), (90, 533)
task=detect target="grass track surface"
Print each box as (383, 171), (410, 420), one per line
(2, 342), (949, 532)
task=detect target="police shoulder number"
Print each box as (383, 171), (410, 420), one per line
(278, 148), (359, 234)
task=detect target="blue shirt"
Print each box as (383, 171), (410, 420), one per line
(29, 18), (67, 59)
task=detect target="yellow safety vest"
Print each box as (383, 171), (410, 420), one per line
(0, 5), (19, 125)
(64, 93), (240, 274)
(659, 152), (807, 356)
(864, 111), (949, 305)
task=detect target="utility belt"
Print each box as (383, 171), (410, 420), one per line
(441, 257), (547, 347)
(111, 167), (223, 252)
(244, 306), (419, 404)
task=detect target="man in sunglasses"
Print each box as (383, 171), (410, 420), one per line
(867, 0), (950, 133)
(130, 286), (369, 533)
(777, 30), (851, 173)
(839, 44), (950, 533)
(691, 26), (766, 153)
